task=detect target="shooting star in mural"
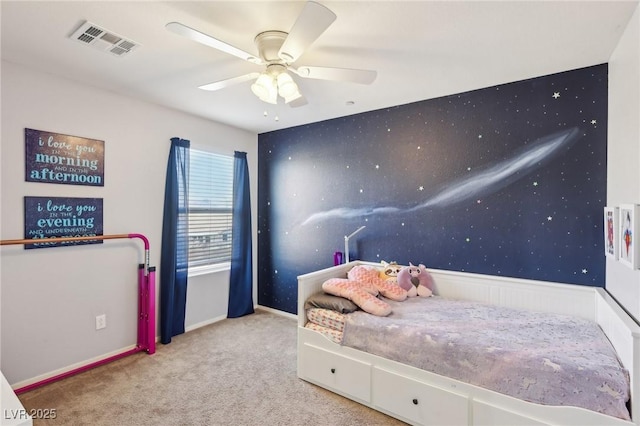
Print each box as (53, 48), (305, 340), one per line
(302, 127), (582, 226)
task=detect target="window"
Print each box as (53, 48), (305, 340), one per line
(188, 149), (234, 272)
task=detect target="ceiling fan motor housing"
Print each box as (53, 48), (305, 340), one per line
(254, 31), (288, 63)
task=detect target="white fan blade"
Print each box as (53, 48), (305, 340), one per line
(166, 22), (262, 64)
(199, 73), (260, 91)
(293, 66), (377, 84)
(278, 2), (336, 63)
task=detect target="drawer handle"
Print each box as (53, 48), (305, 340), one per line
(330, 368), (336, 374)
(412, 398), (419, 405)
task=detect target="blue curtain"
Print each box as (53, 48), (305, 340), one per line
(228, 151), (254, 318)
(160, 137), (190, 344)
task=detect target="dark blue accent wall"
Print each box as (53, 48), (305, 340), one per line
(258, 64), (608, 314)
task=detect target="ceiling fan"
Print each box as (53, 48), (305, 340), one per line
(166, 1), (377, 106)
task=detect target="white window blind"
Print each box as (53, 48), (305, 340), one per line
(188, 149), (234, 268)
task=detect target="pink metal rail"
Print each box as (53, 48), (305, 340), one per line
(0, 233), (156, 394)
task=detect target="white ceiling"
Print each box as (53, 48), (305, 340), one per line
(1, 1), (638, 134)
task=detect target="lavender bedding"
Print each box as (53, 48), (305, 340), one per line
(341, 296), (631, 420)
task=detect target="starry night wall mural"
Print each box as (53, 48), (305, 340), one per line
(258, 64), (608, 314)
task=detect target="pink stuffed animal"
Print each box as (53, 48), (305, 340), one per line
(348, 265), (407, 302)
(397, 263), (434, 297)
(321, 265), (410, 317)
(322, 277), (391, 316)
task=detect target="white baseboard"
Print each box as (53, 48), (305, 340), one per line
(10, 344), (137, 390)
(184, 314), (227, 333)
(256, 304), (297, 320)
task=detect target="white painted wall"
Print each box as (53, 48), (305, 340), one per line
(606, 5), (640, 319)
(0, 61), (258, 386)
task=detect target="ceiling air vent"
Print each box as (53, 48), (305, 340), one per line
(70, 21), (140, 57)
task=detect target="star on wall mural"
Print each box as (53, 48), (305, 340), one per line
(258, 64), (607, 314)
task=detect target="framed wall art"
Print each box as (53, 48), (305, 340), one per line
(24, 196), (104, 249)
(25, 128), (105, 186)
(619, 204), (638, 269)
(604, 206), (619, 259)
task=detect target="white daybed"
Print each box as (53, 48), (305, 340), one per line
(297, 261), (640, 426)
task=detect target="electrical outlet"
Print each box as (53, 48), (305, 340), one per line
(95, 314), (106, 330)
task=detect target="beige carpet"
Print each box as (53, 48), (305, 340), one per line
(19, 310), (405, 425)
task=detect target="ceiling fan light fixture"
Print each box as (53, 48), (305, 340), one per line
(277, 72), (301, 101)
(251, 73), (277, 104)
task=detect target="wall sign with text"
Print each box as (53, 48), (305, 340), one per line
(25, 128), (105, 186)
(24, 196), (104, 249)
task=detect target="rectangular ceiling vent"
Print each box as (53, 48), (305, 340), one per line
(70, 21), (140, 57)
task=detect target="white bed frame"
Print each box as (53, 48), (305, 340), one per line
(297, 261), (640, 426)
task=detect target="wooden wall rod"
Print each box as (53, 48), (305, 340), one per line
(0, 233), (130, 246)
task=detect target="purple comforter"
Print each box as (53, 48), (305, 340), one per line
(342, 296), (630, 420)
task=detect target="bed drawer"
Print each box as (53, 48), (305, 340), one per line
(472, 400), (548, 426)
(299, 343), (371, 403)
(373, 367), (469, 425)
